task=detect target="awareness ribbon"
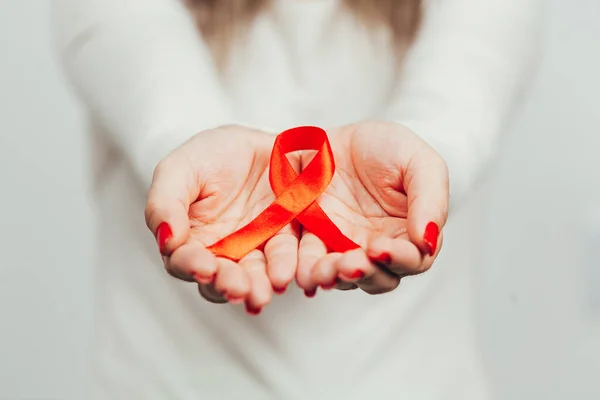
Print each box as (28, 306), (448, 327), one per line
(207, 126), (360, 261)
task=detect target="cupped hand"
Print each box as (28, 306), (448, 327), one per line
(295, 121), (450, 296)
(144, 125), (300, 313)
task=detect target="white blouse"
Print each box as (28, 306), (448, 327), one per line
(52, 0), (542, 399)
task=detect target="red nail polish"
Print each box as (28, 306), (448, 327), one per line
(245, 302), (262, 316)
(225, 293), (245, 304)
(338, 270), (365, 282)
(349, 270), (365, 279)
(304, 288), (317, 298)
(156, 222), (173, 254)
(370, 252), (391, 265)
(423, 222), (439, 256)
(273, 285), (287, 295)
(321, 280), (337, 290)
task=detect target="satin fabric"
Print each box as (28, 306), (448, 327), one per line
(207, 126), (359, 261)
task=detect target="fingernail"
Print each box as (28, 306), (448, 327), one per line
(156, 222), (173, 254)
(193, 272), (215, 285)
(304, 288), (317, 298)
(423, 222), (439, 256)
(370, 252), (391, 265)
(349, 270), (365, 279)
(338, 269), (365, 282)
(225, 293), (245, 304)
(245, 302), (262, 316)
(321, 279), (337, 290)
(273, 285), (287, 295)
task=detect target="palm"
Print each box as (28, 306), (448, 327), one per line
(294, 123), (434, 294)
(316, 163), (409, 246)
(301, 125), (410, 247)
(164, 127), (301, 307)
(181, 128), (300, 248)
(187, 153), (286, 248)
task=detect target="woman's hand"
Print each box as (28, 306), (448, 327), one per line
(296, 121), (450, 296)
(144, 125), (300, 314)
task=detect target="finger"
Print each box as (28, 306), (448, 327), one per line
(335, 248), (377, 283)
(145, 154), (200, 255)
(414, 232), (445, 274)
(404, 148), (449, 256)
(213, 258), (251, 302)
(355, 269), (401, 295)
(333, 249), (399, 294)
(296, 232), (327, 292)
(329, 247), (401, 294)
(366, 236), (423, 275)
(264, 232), (299, 294)
(332, 249), (368, 291)
(198, 283), (228, 304)
(239, 250), (271, 314)
(167, 242), (217, 282)
(311, 253), (344, 291)
(334, 281), (358, 291)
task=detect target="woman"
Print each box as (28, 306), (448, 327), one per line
(52, 0), (541, 398)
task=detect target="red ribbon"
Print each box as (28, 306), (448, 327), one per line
(207, 126), (360, 261)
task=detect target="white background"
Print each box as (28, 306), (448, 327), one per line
(1, 0), (598, 399)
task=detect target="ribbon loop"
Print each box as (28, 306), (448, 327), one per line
(207, 126), (359, 261)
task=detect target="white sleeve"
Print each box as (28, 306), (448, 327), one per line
(51, 0), (234, 188)
(386, 0), (543, 210)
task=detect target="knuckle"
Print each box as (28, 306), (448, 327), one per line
(414, 261), (434, 275)
(154, 156), (174, 177)
(440, 156), (449, 173)
(153, 157), (167, 176)
(423, 149), (447, 171)
(154, 151), (190, 180)
(144, 200), (162, 227)
(418, 265), (432, 275)
(437, 156), (449, 178)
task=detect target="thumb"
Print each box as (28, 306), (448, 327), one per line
(145, 155), (199, 255)
(404, 149), (450, 256)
